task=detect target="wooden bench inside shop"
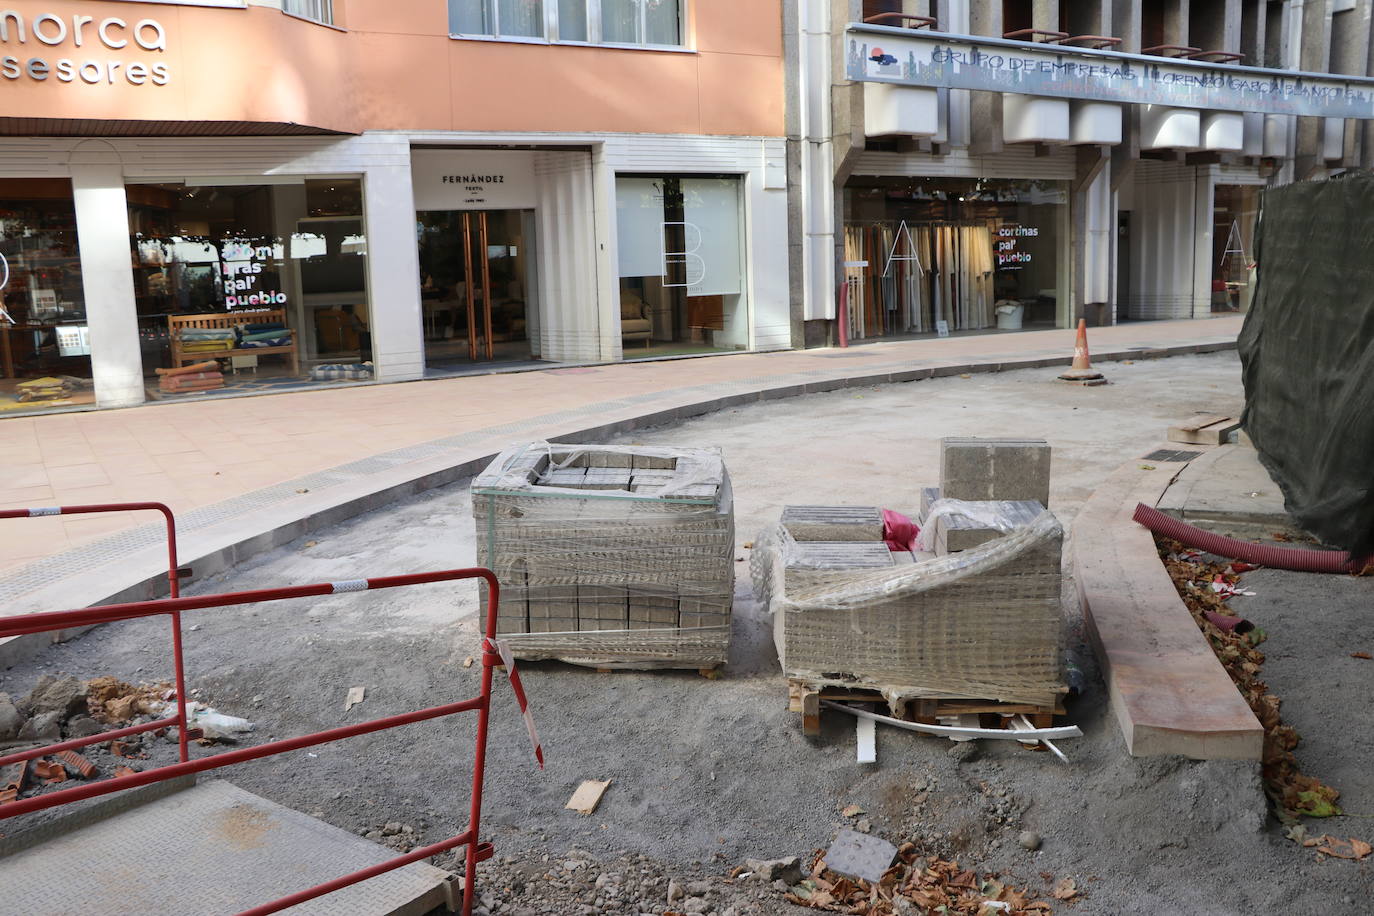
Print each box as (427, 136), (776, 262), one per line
(167, 310), (299, 376)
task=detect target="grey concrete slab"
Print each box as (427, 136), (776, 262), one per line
(0, 779), (451, 915)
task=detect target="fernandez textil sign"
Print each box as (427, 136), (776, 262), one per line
(846, 26), (1374, 119)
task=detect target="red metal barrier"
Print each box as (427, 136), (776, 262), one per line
(0, 502), (530, 916)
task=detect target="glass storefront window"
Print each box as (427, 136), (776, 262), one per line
(127, 178), (370, 398)
(842, 177), (1068, 339)
(0, 180), (94, 413)
(1212, 184), (1259, 313)
(615, 175), (748, 357)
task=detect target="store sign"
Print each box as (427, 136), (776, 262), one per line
(846, 26), (1374, 119)
(0, 10), (169, 86)
(411, 150), (537, 211)
(995, 224), (1037, 269)
(220, 239), (286, 310)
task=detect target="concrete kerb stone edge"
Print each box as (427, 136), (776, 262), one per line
(0, 336), (1241, 667)
(1073, 452), (1264, 761)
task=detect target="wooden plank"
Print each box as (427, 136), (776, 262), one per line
(1175, 414), (1230, 433)
(1168, 415), (1240, 445)
(565, 780), (611, 815)
(801, 690), (821, 737)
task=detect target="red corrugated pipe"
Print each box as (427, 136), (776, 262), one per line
(1132, 503), (1370, 575)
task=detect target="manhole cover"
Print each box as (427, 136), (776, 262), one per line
(1142, 449), (1202, 462)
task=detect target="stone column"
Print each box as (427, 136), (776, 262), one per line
(69, 145), (143, 410)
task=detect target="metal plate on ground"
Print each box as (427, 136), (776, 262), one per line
(1142, 449), (1202, 462)
(0, 779), (451, 915)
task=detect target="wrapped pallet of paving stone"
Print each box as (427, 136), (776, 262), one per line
(472, 441), (734, 669)
(751, 501), (1064, 708)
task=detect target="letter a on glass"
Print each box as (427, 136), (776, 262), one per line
(883, 219), (923, 278)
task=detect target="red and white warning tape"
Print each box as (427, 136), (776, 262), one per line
(484, 637), (544, 769)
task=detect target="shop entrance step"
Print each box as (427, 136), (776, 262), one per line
(0, 779), (453, 915)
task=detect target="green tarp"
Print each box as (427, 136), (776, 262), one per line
(1238, 175), (1374, 555)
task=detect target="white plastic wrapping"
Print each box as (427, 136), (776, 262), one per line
(752, 509), (1063, 613)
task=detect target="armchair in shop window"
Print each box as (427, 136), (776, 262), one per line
(620, 292), (652, 349)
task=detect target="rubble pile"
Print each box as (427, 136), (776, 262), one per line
(0, 674), (232, 807)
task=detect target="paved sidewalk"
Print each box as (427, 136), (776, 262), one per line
(0, 316), (1242, 624)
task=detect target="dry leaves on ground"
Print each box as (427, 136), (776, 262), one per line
(1157, 540), (1341, 819)
(779, 842), (1060, 915)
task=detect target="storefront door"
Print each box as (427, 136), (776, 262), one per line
(417, 209), (534, 366)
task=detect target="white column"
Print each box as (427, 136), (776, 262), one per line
(747, 158), (792, 351)
(1083, 163), (1114, 308)
(1192, 167), (1215, 319)
(70, 158), (143, 409)
(799, 0), (834, 323)
(534, 150), (602, 362)
(362, 164), (424, 381)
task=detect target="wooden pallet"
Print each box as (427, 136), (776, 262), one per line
(786, 678), (1065, 737)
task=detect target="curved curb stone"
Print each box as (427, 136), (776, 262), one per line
(1074, 449), (1263, 760)
(0, 337), (1239, 668)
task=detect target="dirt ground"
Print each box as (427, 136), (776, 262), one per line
(3, 352), (1370, 915)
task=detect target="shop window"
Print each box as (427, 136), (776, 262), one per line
(615, 175), (747, 357)
(0, 180), (94, 412)
(842, 177), (1066, 340)
(1212, 185), (1258, 313)
(127, 178), (370, 398)
(450, 0), (683, 46)
(283, 0), (334, 25)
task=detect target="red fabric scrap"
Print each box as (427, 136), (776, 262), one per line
(882, 508), (918, 552)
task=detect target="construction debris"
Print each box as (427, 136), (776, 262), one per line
(780, 839), (1060, 914)
(566, 779), (611, 815)
(344, 686), (366, 712)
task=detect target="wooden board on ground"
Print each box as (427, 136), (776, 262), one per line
(1168, 415), (1241, 445)
(565, 780), (611, 815)
(786, 678), (1064, 737)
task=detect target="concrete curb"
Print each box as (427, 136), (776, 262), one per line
(1074, 447), (1264, 761)
(0, 336), (1240, 667)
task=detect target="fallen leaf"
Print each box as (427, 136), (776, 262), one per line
(841, 804), (865, 818)
(303, 540), (318, 548)
(1352, 652), (1372, 660)
(1052, 877), (1079, 900)
(1316, 836), (1373, 860)
(1140, 464), (1157, 470)
(463, 656), (475, 668)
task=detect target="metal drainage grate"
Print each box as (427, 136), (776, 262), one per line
(1142, 449), (1202, 462)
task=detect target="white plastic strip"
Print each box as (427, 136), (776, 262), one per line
(856, 716), (877, 764)
(27, 507), (61, 517)
(1013, 714), (1069, 763)
(329, 579), (369, 593)
(822, 701), (1082, 741)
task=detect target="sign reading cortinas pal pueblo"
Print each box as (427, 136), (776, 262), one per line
(846, 25), (1374, 119)
(0, 10), (169, 86)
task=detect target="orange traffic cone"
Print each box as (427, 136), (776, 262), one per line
(1059, 319), (1106, 384)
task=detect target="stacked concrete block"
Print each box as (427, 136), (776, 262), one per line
(930, 499), (1044, 554)
(781, 506), (884, 542)
(472, 442), (734, 669)
(939, 437), (1051, 508)
(768, 501), (1065, 707)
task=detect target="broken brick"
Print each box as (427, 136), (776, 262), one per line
(32, 759), (67, 785)
(56, 750), (97, 779)
(114, 766), (137, 778)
